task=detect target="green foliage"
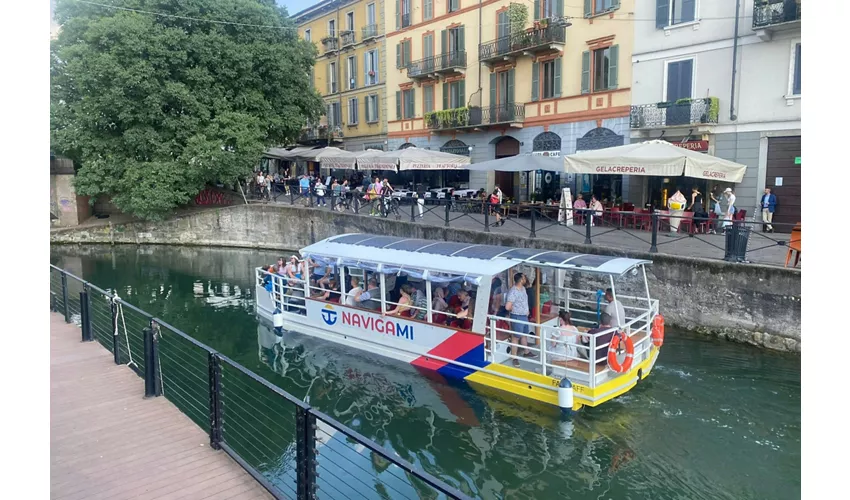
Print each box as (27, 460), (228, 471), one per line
(706, 97), (720, 123)
(50, 0), (324, 220)
(427, 107), (469, 128)
(507, 3), (529, 34)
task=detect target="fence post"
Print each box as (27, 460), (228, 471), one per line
(208, 352), (222, 450)
(290, 186), (295, 205)
(61, 273), (70, 323)
(143, 324), (161, 398)
(329, 190), (335, 211)
(484, 202), (490, 232)
(649, 211), (659, 253)
(80, 287), (93, 342)
(530, 206), (537, 238)
(308, 188), (314, 207)
(296, 407), (318, 499)
(111, 297), (120, 364)
(410, 200), (416, 222)
(444, 201), (450, 227)
(584, 209), (592, 245)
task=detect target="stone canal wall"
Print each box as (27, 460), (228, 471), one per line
(50, 204), (802, 352)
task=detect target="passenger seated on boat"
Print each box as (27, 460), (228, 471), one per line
(450, 295), (473, 330)
(285, 256), (303, 285)
(310, 258), (334, 287)
(312, 278), (340, 303)
(547, 311), (579, 369)
(408, 286), (428, 320)
(448, 286), (471, 311)
(431, 287), (449, 323)
(353, 278), (381, 311)
(344, 276), (363, 306)
(581, 313), (614, 363)
(386, 284), (414, 316)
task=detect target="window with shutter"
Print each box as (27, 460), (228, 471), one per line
(349, 97), (358, 125)
(791, 43), (801, 96)
(347, 56), (357, 90)
(608, 45), (619, 90)
(554, 57), (562, 97)
(396, 91), (402, 120)
(665, 59), (693, 102)
(448, 0), (459, 14)
(404, 89), (415, 119)
(396, 43), (402, 68)
(592, 47), (612, 92)
(442, 82), (449, 109)
(424, 85), (434, 113)
(594, 0), (617, 15)
(507, 69), (515, 104)
(489, 72), (496, 109)
(581, 51), (591, 94)
(531, 61), (539, 101)
(657, 0), (695, 28)
(424, 0), (433, 20)
(534, 0), (540, 21)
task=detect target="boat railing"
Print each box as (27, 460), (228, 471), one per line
(257, 268), (308, 315)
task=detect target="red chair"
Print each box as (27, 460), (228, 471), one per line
(541, 301), (552, 315)
(678, 211), (695, 233)
(698, 212), (717, 234)
(734, 209), (747, 221)
(432, 313), (447, 324)
(623, 203), (635, 212)
(634, 210), (651, 231)
(608, 207), (622, 227)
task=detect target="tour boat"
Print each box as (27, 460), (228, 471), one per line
(255, 234), (664, 413)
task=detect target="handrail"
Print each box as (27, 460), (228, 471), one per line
(49, 264), (468, 500)
(478, 25), (566, 61)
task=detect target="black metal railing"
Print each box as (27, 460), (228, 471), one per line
(401, 13), (411, 28)
(630, 97), (719, 129)
(321, 37), (339, 53)
(753, 0), (801, 29)
(49, 264), (471, 500)
(436, 51), (467, 72)
(361, 24), (378, 39)
(407, 55), (437, 78)
(479, 25), (566, 62)
(484, 103), (525, 125)
(340, 30), (356, 46)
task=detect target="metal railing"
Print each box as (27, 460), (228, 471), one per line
(630, 98), (719, 129)
(753, 0), (801, 29)
(479, 25), (566, 62)
(49, 265), (470, 500)
(436, 51), (467, 72)
(361, 24), (378, 40)
(407, 55), (437, 78)
(321, 37), (339, 53)
(340, 30), (355, 47)
(483, 103), (525, 125)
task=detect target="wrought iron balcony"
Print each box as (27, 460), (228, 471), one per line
(630, 98), (720, 129)
(340, 30), (356, 47)
(425, 103), (525, 131)
(479, 25), (566, 65)
(753, 0), (801, 30)
(321, 37), (339, 53)
(435, 51), (467, 74)
(299, 127), (328, 143)
(407, 56), (437, 79)
(483, 103), (525, 126)
(362, 24), (378, 40)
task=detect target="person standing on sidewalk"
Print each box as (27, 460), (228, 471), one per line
(760, 187), (777, 233)
(415, 183), (426, 218)
(722, 187), (737, 234)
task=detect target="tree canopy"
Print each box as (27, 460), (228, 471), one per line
(51, 0), (323, 219)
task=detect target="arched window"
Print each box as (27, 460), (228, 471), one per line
(440, 139), (470, 156)
(532, 132), (562, 154)
(398, 142), (416, 150)
(575, 127), (624, 152)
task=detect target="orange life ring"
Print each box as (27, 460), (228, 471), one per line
(607, 332), (634, 373)
(651, 314), (665, 347)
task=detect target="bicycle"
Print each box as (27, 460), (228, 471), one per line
(380, 195), (400, 219)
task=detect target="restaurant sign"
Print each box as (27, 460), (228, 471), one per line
(674, 140), (709, 152)
(531, 151), (561, 157)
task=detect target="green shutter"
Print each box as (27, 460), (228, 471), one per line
(584, 0), (592, 18)
(406, 41), (412, 66)
(489, 72), (496, 107)
(441, 29), (447, 55)
(396, 43), (401, 68)
(581, 50), (591, 94)
(459, 80), (465, 107)
(443, 82), (449, 109)
(395, 0), (399, 29)
(352, 57), (358, 88)
(531, 61), (539, 102)
(508, 69), (515, 104)
(408, 89), (416, 118)
(554, 57), (562, 97)
(326, 63), (331, 94)
(612, 0), (620, 9)
(608, 45), (619, 90)
(534, 0), (540, 20)
(555, 0), (564, 18)
(396, 91), (402, 120)
(459, 26), (465, 56)
(656, 0), (670, 29)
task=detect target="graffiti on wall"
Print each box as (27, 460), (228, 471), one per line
(194, 189), (227, 206)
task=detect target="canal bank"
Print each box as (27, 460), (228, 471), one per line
(50, 204), (801, 352)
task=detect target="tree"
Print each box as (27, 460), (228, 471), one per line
(51, 0), (323, 220)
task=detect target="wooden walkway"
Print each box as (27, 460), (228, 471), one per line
(50, 313), (274, 500)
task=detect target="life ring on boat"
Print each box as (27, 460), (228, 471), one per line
(607, 332), (634, 373)
(651, 314), (665, 347)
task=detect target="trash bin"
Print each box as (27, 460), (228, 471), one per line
(724, 224), (751, 262)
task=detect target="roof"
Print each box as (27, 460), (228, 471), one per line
(301, 234), (651, 277)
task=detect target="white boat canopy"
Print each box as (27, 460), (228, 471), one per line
(564, 140), (748, 183)
(301, 234), (652, 282)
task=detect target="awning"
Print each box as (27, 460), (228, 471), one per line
(355, 149), (392, 170)
(358, 147), (470, 171)
(564, 140), (747, 183)
(466, 154), (561, 173)
(314, 147), (357, 170)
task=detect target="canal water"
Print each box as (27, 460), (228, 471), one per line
(51, 245), (800, 500)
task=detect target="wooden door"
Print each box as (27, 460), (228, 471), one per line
(765, 136), (801, 232)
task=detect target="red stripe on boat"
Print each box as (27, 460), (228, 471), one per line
(411, 331), (482, 370)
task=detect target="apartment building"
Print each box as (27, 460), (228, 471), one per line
(384, 0), (634, 201)
(630, 0), (801, 226)
(295, 0), (389, 152)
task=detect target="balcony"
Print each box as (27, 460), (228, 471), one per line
(630, 98), (719, 130)
(425, 103), (525, 131)
(479, 25), (566, 66)
(340, 30), (356, 47)
(753, 0), (801, 34)
(321, 36), (339, 54)
(407, 56), (437, 80)
(362, 24), (378, 41)
(299, 127), (329, 144)
(434, 51), (467, 75)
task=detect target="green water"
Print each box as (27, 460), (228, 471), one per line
(50, 245), (800, 500)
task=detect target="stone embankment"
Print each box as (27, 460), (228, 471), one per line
(51, 204), (801, 352)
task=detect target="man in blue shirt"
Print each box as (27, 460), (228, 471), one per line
(760, 187), (777, 233)
(299, 175), (310, 196)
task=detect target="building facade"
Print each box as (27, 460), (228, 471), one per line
(383, 0), (635, 201)
(630, 0), (801, 226)
(295, 0), (389, 152)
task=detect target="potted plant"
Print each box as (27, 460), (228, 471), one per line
(666, 98), (693, 126)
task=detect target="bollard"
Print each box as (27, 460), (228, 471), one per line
(80, 288), (93, 342)
(296, 407), (318, 500)
(61, 273), (70, 323)
(484, 203), (490, 232)
(530, 206), (537, 238)
(584, 209), (592, 245)
(208, 352), (222, 449)
(111, 297), (121, 364)
(445, 201), (450, 227)
(649, 211), (659, 253)
(142, 325), (161, 398)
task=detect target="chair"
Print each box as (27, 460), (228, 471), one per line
(734, 209), (747, 221)
(608, 207), (622, 227)
(698, 212), (717, 234)
(678, 211), (695, 233)
(634, 210), (651, 231)
(622, 203), (635, 212)
(541, 301), (553, 315)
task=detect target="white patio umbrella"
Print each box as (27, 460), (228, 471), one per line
(564, 140), (747, 183)
(360, 147), (471, 171)
(355, 149), (390, 171)
(466, 154), (561, 172)
(296, 147), (358, 169)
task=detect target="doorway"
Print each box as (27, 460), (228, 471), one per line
(765, 136), (801, 232)
(494, 136), (519, 200)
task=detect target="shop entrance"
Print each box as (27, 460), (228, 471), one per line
(765, 136), (801, 232)
(494, 136), (520, 200)
(647, 176), (710, 212)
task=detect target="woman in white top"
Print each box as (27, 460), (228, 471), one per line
(547, 311), (579, 367)
(722, 187), (737, 231)
(345, 276), (363, 307)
